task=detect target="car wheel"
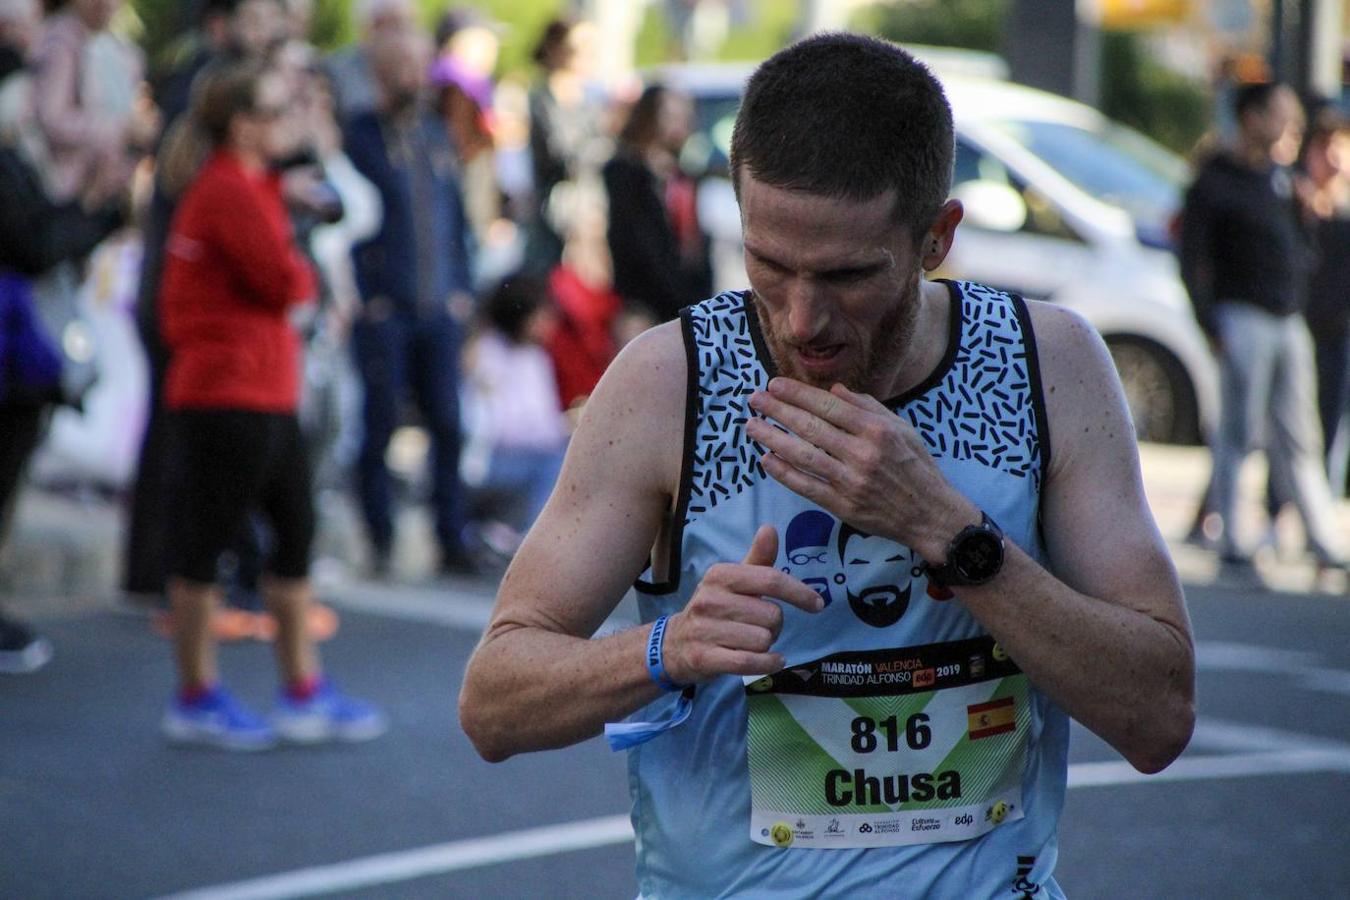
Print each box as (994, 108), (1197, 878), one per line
(1105, 337), (1201, 446)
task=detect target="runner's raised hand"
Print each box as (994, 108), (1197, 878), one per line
(662, 525), (824, 683)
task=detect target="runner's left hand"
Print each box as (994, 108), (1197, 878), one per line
(745, 377), (978, 562)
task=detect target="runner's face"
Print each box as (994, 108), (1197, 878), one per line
(739, 172), (923, 395)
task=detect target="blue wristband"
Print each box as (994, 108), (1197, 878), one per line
(645, 615), (687, 692)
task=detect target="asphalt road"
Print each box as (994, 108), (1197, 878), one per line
(3, 564), (1349, 899)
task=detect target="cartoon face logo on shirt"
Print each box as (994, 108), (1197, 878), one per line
(836, 523), (913, 628)
(783, 509), (840, 607)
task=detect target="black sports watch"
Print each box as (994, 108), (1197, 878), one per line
(922, 512), (1005, 587)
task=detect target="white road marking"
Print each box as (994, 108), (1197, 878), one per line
(1195, 641), (1322, 670)
(1068, 749), (1350, 789)
(157, 815), (635, 900)
(1188, 717), (1350, 754)
(160, 717), (1350, 900)
(1195, 640), (1350, 697)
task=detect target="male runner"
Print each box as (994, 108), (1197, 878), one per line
(461, 33), (1194, 897)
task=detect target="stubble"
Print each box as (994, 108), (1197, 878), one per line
(754, 273), (921, 398)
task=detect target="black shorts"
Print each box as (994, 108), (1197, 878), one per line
(166, 409), (314, 584)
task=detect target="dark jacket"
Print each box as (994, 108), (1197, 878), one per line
(0, 136), (120, 405)
(0, 144), (121, 278)
(1178, 151), (1312, 337)
(344, 110), (473, 317)
(1304, 209), (1350, 338)
(603, 151), (712, 322)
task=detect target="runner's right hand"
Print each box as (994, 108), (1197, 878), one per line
(662, 525), (824, 683)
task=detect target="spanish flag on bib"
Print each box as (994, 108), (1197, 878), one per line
(967, 697), (1016, 739)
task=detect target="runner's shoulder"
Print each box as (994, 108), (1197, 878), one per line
(571, 320), (687, 474)
(593, 319), (686, 412)
(1022, 299), (1136, 473)
(1022, 299), (1111, 392)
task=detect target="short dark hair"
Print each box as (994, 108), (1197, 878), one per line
(730, 32), (954, 240)
(1233, 81), (1284, 120)
(531, 17), (574, 68)
(483, 274), (548, 343)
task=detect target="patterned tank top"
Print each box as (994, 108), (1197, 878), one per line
(627, 281), (1068, 899)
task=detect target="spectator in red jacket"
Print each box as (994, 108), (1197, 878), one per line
(545, 180), (620, 413)
(157, 59), (384, 751)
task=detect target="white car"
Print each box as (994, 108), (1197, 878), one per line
(659, 59), (1217, 445)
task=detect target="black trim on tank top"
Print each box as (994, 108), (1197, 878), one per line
(884, 278), (964, 409)
(633, 307), (701, 596)
(1009, 291), (1052, 537)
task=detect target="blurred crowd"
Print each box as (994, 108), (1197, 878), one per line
(4, 0), (1350, 682)
(0, 0), (716, 672)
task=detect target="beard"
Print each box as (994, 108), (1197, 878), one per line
(754, 272), (921, 396)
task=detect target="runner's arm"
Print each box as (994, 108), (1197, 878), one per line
(952, 303), (1195, 773)
(459, 324), (687, 762)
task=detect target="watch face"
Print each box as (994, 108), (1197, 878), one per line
(956, 531), (1003, 582)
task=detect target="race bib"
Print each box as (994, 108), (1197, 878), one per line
(744, 636), (1030, 849)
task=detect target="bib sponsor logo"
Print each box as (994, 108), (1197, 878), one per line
(780, 509), (922, 628)
(986, 800), (1015, 824)
(783, 510), (838, 607)
(839, 523), (913, 627)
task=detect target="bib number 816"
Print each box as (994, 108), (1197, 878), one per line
(850, 713), (932, 753)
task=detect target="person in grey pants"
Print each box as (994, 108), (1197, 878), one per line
(1179, 82), (1345, 568)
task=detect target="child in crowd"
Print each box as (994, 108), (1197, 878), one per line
(461, 276), (569, 556)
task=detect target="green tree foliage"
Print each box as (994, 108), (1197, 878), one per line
(633, 4), (673, 68)
(1100, 32), (1210, 154)
(305, 0), (569, 73)
(632, 0), (797, 68)
(715, 0), (797, 63)
(853, 0), (1008, 53)
(858, 0), (1208, 155)
(309, 0), (354, 50)
(131, 0), (569, 78)
(129, 0), (193, 73)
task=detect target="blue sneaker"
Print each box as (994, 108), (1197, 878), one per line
(0, 616), (52, 674)
(273, 678), (387, 744)
(162, 685), (277, 751)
